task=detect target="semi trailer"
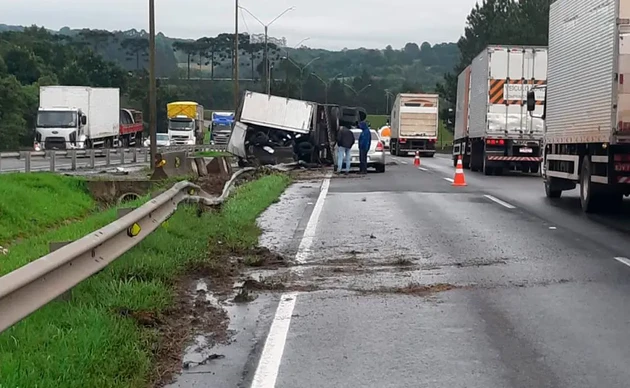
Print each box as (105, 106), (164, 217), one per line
(527, 0), (630, 212)
(389, 93), (439, 157)
(456, 45), (547, 175)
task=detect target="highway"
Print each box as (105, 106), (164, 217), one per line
(168, 153), (630, 388)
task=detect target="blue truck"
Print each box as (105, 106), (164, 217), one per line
(210, 111), (235, 145)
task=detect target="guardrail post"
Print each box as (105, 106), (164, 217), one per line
(105, 149), (111, 166)
(120, 148), (125, 165)
(50, 151), (56, 172)
(132, 148), (138, 163)
(144, 148), (148, 162)
(89, 149), (95, 168)
(23, 152), (31, 173)
(0, 154), (3, 173)
(71, 150), (77, 170)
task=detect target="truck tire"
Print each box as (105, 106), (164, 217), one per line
(482, 156), (493, 175)
(544, 178), (562, 198)
(453, 156), (457, 167)
(580, 156), (604, 213)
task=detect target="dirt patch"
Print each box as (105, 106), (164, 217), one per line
(143, 275), (230, 387)
(240, 246), (290, 268)
(366, 282), (459, 296)
(197, 174), (229, 196)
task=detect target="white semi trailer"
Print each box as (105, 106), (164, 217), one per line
(527, 0), (630, 212)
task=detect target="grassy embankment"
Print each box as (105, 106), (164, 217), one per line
(0, 172), (291, 387)
(195, 150), (230, 158)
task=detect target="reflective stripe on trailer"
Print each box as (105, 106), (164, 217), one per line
(617, 176), (630, 184)
(487, 156), (542, 161)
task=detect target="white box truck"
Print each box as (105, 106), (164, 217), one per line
(389, 93), (439, 157)
(527, 0), (630, 212)
(453, 65), (472, 167)
(465, 46), (547, 175)
(35, 86), (120, 150)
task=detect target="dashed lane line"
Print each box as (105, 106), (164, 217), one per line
(483, 194), (516, 209)
(443, 177), (454, 183)
(614, 257), (630, 268)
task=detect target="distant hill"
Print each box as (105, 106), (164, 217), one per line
(0, 24), (459, 90)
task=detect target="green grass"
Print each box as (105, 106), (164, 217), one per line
(367, 114), (388, 129)
(0, 173), (291, 388)
(195, 151), (230, 157)
(0, 173), (95, 246)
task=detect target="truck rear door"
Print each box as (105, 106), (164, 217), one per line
(399, 95), (438, 138)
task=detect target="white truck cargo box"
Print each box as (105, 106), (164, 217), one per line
(454, 66), (471, 141)
(391, 93), (439, 138)
(469, 46), (547, 139)
(545, 0), (630, 144)
(85, 87), (120, 139)
(239, 91), (315, 134)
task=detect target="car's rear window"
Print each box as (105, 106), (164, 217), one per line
(352, 130), (378, 140)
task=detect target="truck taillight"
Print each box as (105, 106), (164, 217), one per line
(399, 138), (407, 143)
(486, 138), (505, 146)
(428, 138), (436, 143)
(376, 141), (384, 151)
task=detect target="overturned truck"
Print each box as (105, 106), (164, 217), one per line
(227, 90), (366, 166)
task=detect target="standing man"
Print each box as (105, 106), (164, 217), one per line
(358, 120), (371, 174)
(336, 125), (355, 174)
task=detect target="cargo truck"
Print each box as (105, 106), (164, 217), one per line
(167, 101), (204, 145)
(462, 46), (547, 175)
(34, 86), (135, 150)
(526, 0), (630, 212)
(453, 65), (472, 167)
(210, 111), (235, 146)
(389, 93), (439, 157)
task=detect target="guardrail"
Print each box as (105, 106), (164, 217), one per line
(0, 144), (227, 173)
(0, 167), (256, 334)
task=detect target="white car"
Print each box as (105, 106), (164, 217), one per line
(344, 129), (386, 173)
(143, 133), (171, 147)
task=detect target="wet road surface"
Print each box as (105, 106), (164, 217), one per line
(169, 153), (630, 388)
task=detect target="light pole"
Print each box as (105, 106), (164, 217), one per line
(344, 83), (372, 96)
(283, 56), (320, 99)
(311, 72), (342, 104)
(239, 5), (294, 96)
(148, 0), (157, 169)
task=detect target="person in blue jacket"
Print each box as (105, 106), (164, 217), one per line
(358, 120), (371, 174)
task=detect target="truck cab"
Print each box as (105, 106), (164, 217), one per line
(210, 111), (235, 146)
(35, 107), (87, 150)
(168, 115), (197, 145)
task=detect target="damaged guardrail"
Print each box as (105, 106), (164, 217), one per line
(0, 144), (227, 173)
(0, 166), (253, 334)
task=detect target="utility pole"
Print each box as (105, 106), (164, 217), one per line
(233, 0), (239, 111)
(148, 0), (157, 169)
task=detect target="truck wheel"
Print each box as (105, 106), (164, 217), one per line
(544, 178), (562, 198)
(453, 157), (457, 167)
(580, 156), (603, 213)
(530, 164), (540, 175)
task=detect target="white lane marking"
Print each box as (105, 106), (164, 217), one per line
(444, 177), (454, 183)
(483, 195), (516, 209)
(418, 167), (428, 171)
(251, 174), (330, 388)
(614, 257), (630, 268)
(295, 174), (330, 263)
(250, 292), (298, 388)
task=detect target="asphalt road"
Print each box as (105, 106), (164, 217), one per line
(168, 153), (630, 388)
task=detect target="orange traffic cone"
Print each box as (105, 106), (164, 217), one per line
(452, 155), (467, 186)
(414, 151), (420, 167)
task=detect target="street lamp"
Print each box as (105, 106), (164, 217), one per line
(239, 5), (295, 96)
(311, 72), (342, 104)
(282, 56), (320, 99)
(344, 83), (372, 96)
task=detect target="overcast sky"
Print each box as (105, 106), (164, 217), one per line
(0, 0), (477, 50)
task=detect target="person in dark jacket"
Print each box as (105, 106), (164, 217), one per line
(336, 126), (355, 174)
(358, 121), (371, 174)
